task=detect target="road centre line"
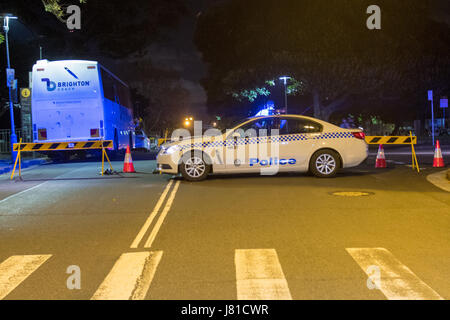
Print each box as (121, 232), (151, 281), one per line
(130, 180), (174, 248)
(346, 248), (443, 300)
(91, 251), (163, 300)
(235, 249), (292, 300)
(144, 180), (181, 248)
(0, 255), (52, 300)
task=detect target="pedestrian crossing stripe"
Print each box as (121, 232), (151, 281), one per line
(346, 248), (443, 300)
(91, 251), (163, 300)
(235, 249), (292, 300)
(0, 254), (52, 300)
(13, 140), (113, 152)
(0, 249), (445, 300)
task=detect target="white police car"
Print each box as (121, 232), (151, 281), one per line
(156, 115), (368, 181)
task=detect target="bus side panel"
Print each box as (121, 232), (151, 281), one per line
(103, 98), (135, 151)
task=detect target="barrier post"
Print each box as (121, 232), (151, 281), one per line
(101, 140), (114, 176)
(10, 138), (22, 180)
(159, 129), (169, 175)
(409, 131), (420, 173)
(101, 142), (105, 176)
(103, 143), (113, 171)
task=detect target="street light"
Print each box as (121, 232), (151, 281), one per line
(279, 76), (291, 114)
(2, 14), (18, 161)
(184, 117), (193, 127)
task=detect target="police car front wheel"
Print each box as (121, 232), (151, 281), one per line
(310, 150), (340, 178)
(180, 152), (210, 181)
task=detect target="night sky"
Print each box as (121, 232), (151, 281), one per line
(0, 0), (449, 129)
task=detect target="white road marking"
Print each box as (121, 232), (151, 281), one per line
(144, 180), (181, 248)
(91, 251), (163, 300)
(130, 180), (174, 248)
(347, 248), (443, 300)
(0, 255), (52, 299)
(0, 166), (86, 205)
(235, 249), (292, 300)
(0, 183), (48, 205)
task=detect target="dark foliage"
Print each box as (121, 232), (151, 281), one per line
(195, 0), (450, 120)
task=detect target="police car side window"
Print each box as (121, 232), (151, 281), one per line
(234, 118), (278, 138)
(280, 119), (322, 135)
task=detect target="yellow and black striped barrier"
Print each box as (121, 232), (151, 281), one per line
(13, 140), (113, 152)
(365, 136), (417, 145)
(365, 132), (420, 173)
(10, 140), (115, 180)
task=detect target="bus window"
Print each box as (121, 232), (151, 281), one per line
(101, 69), (115, 102)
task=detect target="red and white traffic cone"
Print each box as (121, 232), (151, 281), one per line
(123, 145), (136, 173)
(375, 144), (386, 168)
(433, 140), (445, 168)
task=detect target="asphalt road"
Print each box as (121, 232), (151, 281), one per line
(0, 148), (448, 300)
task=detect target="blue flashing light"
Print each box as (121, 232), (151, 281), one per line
(254, 100), (276, 117)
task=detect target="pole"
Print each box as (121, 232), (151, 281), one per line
(4, 17), (18, 162)
(284, 81), (288, 114)
(431, 96), (435, 147)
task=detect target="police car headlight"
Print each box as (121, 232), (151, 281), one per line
(165, 145), (179, 155)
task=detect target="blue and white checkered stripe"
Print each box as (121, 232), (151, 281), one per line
(313, 132), (354, 139)
(178, 132), (354, 150)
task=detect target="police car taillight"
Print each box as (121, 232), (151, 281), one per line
(352, 132), (365, 140)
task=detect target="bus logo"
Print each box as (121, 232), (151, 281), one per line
(64, 67), (79, 79)
(41, 78), (56, 91)
(41, 78), (91, 91)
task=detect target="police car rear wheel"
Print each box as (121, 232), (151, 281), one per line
(180, 153), (210, 181)
(310, 150), (340, 178)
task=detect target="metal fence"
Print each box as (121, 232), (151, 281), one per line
(0, 128), (33, 153)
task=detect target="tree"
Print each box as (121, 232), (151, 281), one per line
(115, 60), (192, 133)
(0, 0), (189, 130)
(41, 0), (86, 23)
(195, 0), (450, 120)
(0, 0), (187, 59)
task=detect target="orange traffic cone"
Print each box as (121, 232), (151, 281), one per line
(433, 140), (445, 168)
(375, 144), (386, 168)
(123, 145), (136, 173)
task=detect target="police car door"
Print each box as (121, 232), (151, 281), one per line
(225, 118), (271, 172)
(276, 117), (323, 171)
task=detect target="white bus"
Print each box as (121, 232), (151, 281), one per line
(31, 59), (135, 151)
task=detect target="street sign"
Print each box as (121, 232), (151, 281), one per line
(440, 98), (448, 109)
(6, 68), (14, 88)
(428, 90), (435, 146)
(21, 88), (31, 98)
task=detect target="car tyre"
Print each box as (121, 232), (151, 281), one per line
(180, 151), (211, 181)
(309, 149), (340, 178)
